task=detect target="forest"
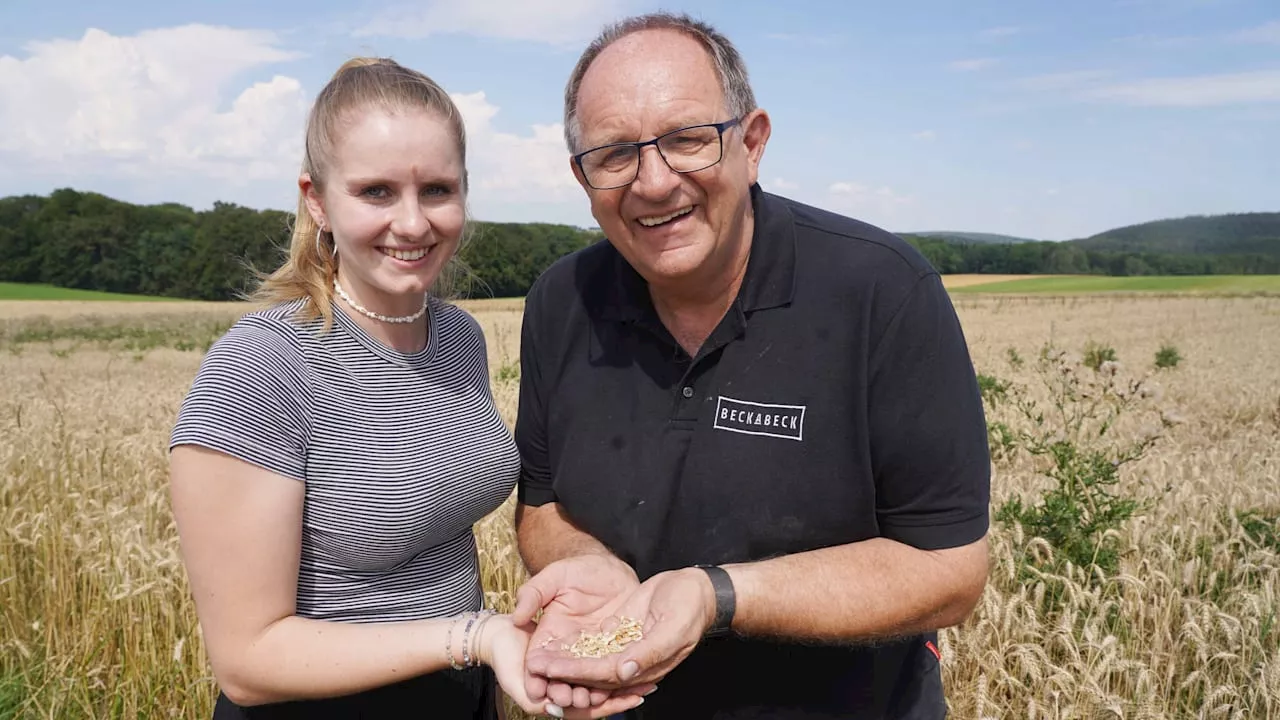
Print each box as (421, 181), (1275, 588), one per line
(1, 189), (1276, 300)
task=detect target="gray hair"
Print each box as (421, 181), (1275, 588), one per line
(563, 12), (757, 153)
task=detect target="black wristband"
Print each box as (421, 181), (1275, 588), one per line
(694, 564), (736, 637)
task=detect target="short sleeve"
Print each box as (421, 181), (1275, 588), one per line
(169, 319), (312, 482)
(514, 284), (557, 506)
(867, 272), (991, 550)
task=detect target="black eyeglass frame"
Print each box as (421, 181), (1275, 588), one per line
(571, 117), (743, 190)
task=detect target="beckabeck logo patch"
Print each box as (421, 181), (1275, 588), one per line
(713, 396), (806, 441)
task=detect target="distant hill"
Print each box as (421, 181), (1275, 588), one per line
(904, 213), (1280, 260)
(905, 231), (1037, 245)
(1071, 212), (1280, 256)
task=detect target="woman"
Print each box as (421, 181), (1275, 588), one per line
(168, 57), (650, 719)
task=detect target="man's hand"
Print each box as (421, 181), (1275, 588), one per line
(531, 568), (717, 691)
(481, 614), (652, 719)
(513, 554), (642, 710)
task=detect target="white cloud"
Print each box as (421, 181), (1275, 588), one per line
(355, 0), (631, 45)
(763, 177), (799, 192)
(1116, 0), (1231, 8)
(1232, 21), (1280, 45)
(1117, 21), (1280, 47)
(0, 24), (592, 220)
(825, 181), (912, 222)
(949, 58), (998, 72)
(1084, 69), (1280, 107)
(1003, 68), (1116, 96)
(1115, 32), (1201, 48)
(0, 25), (306, 182)
(451, 91), (581, 208)
(1012, 69), (1112, 92)
(912, 130), (937, 142)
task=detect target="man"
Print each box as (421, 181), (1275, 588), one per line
(511, 11), (991, 720)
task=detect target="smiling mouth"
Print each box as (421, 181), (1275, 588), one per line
(636, 206), (694, 228)
(380, 246), (430, 261)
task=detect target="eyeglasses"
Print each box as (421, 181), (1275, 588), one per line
(572, 118), (742, 190)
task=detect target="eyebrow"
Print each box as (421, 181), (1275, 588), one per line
(344, 174), (461, 188)
(586, 117), (718, 148)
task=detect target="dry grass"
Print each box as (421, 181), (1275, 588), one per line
(2, 294), (1279, 718)
(946, 294), (1280, 719)
(941, 274), (1066, 288)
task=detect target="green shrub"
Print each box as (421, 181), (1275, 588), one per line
(1238, 508), (1280, 553)
(494, 361), (520, 384)
(992, 342), (1171, 580)
(1082, 340), (1118, 371)
(976, 373), (1010, 406)
(1154, 343), (1182, 369)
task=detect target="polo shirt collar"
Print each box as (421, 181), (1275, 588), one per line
(600, 182), (797, 322)
(738, 182), (798, 312)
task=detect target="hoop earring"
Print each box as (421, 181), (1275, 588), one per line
(315, 226), (328, 258)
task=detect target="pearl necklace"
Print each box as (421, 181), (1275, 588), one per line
(333, 280), (428, 324)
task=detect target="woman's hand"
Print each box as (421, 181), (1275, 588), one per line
(480, 614), (653, 719)
(512, 554), (640, 708)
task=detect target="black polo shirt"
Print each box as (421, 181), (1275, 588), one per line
(515, 183), (990, 720)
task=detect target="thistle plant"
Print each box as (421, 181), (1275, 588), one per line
(990, 342), (1179, 580)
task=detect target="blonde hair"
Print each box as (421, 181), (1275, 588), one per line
(250, 57), (470, 328)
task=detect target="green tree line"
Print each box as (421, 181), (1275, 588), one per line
(1, 189), (1277, 302)
(0, 189), (602, 300)
(901, 235), (1280, 276)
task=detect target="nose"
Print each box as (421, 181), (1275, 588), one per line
(390, 192), (430, 240)
(629, 144), (681, 200)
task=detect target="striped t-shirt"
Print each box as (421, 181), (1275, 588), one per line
(170, 297), (520, 623)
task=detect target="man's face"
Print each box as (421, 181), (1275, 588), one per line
(572, 29), (769, 288)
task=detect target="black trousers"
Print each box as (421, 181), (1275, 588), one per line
(211, 667), (498, 719)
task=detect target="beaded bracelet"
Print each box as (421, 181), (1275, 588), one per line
(460, 612), (480, 669)
(468, 610), (497, 669)
(445, 616), (465, 671)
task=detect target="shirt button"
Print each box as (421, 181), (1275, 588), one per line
(682, 386), (694, 398)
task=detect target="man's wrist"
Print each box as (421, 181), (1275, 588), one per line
(693, 564), (736, 637)
(684, 567), (719, 634)
(595, 551), (639, 581)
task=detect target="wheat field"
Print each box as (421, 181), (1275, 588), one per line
(2, 293), (1278, 719)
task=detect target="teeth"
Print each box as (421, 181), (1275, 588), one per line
(638, 207), (693, 227)
(382, 247), (429, 261)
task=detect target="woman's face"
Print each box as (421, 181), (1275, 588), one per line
(306, 106), (466, 316)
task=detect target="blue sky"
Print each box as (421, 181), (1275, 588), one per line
(0, 0), (1276, 240)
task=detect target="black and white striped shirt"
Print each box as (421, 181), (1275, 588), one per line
(170, 298), (520, 623)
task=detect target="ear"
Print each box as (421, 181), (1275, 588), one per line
(568, 155), (591, 194)
(298, 173), (327, 229)
(739, 109), (772, 187)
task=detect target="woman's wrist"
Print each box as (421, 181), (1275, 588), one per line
(475, 613), (510, 667)
(441, 610), (498, 670)
(443, 615), (465, 670)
